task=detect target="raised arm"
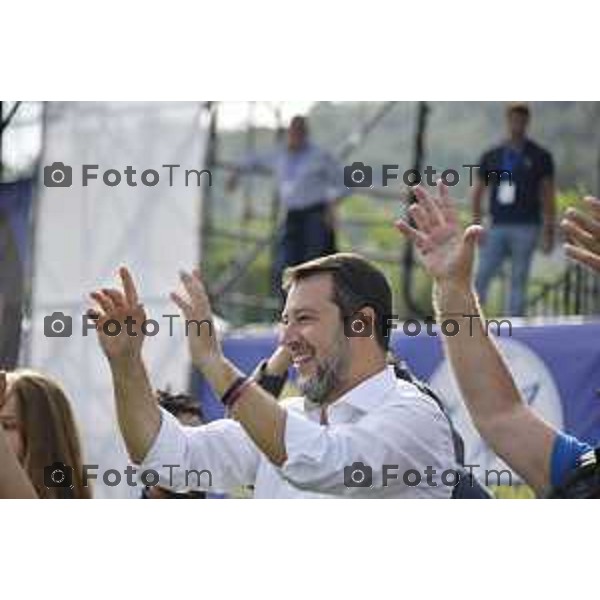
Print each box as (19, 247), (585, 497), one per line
(171, 270), (289, 466)
(90, 267), (262, 492)
(395, 183), (557, 495)
(170, 271), (450, 497)
(226, 150), (277, 192)
(89, 267), (161, 464)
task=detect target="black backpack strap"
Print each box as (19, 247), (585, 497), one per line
(390, 357), (493, 498)
(392, 359), (465, 465)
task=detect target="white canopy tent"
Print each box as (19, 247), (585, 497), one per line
(26, 102), (209, 497)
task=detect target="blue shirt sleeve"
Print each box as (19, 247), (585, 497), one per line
(236, 149), (277, 173)
(319, 150), (349, 202)
(550, 432), (592, 489)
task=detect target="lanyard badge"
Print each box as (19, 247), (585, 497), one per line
(497, 148), (521, 206)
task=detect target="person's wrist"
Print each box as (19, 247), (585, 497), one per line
(108, 349), (144, 370)
(433, 280), (479, 316)
(433, 275), (473, 295)
(197, 353), (237, 395)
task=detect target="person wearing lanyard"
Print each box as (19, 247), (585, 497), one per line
(471, 102), (556, 316)
(228, 115), (348, 295)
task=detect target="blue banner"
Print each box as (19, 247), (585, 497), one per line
(193, 321), (600, 488)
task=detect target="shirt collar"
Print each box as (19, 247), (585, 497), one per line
(303, 366), (397, 414)
(503, 137), (531, 152)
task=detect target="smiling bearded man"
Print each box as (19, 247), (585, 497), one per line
(92, 254), (457, 498)
(290, 311), (351, 406)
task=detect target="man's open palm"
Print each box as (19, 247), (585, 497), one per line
(170, 269), (223, 370)
(394, 183), (482, 287)
(88, 266), (147, 361)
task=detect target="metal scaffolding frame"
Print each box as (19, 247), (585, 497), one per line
(5, 101), (598, 328)
(200, 101), (431, 324)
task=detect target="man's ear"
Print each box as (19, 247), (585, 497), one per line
(354, 305), (377, 341)
(360, 305), (377, 326)
(342, 305), (378, 342)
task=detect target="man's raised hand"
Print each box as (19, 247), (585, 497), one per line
(88, 266), (147, 362)
(171, 269), (224, 374)
(394, 182), (483, 288)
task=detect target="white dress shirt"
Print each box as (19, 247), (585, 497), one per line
(139, 366), (457, 498)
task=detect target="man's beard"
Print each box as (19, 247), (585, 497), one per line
(297, 338), (350, 406)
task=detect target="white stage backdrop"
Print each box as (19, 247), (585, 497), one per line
(27, 102), (208, 498)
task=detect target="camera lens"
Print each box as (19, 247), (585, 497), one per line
(351, 319), (365, 334)
(351, 469), (365, 484)
(51, 469), (65, 485)
(51, 319), (65, 335)
(351, 169), (365, 185)
(51, 169), (65, 185)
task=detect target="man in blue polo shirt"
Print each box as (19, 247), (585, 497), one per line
(471, 102), (556, 316)
(395, 184), (600, 498)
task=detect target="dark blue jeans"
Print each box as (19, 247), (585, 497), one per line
(475, 224), (540, 316)
(272, 203), (336, 295)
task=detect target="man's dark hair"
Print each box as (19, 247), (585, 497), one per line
(282, 252), (392, 350)
(289, 115), (308, 133)
(506, 102), (530, 119)
(156, 390), (204, 422)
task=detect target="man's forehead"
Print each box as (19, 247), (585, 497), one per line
(284, 273), (335, 312)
